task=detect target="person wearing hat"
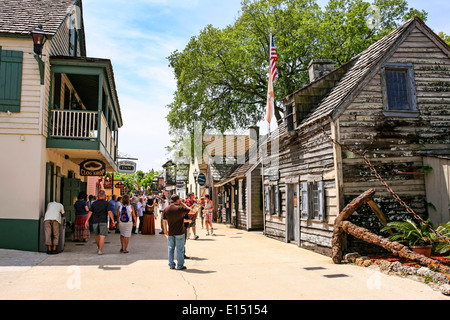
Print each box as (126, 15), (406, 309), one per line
(85, 190), (115, 255)
(162, 194), (192, 270)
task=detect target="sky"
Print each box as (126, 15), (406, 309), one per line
(82, 0), (450, 173)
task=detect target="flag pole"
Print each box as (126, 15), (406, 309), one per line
(267, 28), (273, 138)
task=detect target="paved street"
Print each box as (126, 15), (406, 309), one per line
(0, 216), (448, 301)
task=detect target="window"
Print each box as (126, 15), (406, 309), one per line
(381, 63), (418, 117)
(300, 181), (325, 221)
(0, 48), (23, 112)
(286, 103), (294, 132)
(264, 184), (281, 215)
(69, 15), (78, 56)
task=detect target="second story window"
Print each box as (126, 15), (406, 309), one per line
(381, 63), (418, 117)
(69, 15), (78, 56)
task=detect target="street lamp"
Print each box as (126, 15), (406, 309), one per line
(30, 25), (47, 85)
(30, 25), (47, 56)
(193, 169), (199, 183)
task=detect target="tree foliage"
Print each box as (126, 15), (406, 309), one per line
(167, 0), (427, 134)
(114, 169), (159, 194)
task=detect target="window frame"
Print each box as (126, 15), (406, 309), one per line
(381, 62), (419, 118)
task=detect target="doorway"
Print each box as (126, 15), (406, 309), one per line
(63, 178), (82, 224)
(286, 183), (300, 245)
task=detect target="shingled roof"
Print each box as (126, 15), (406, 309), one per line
(285, 17), (450, 130)
(0, 0), (78, 36)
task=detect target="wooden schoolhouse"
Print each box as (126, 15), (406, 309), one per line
(262, 17), (450, 256)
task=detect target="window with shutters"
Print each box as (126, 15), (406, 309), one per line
(0, 48), (23, 113)
(300, 181), (325, 221)
(381, 63), (418, 117)
(264, 184), (281, 215)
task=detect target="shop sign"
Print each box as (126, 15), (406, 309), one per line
(118, 160), (137, 174)
(197, 173), (206, 186)
(79, 159), (106, 176)
(115, 182), (125, 189)
(104, 175), (112, 189)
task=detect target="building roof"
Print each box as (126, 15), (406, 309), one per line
(285, 17), (450, 130)
(0, 0), (78, 36)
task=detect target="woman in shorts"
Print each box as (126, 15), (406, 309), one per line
(204, 195), (214, 236)
(117, 195), (136, 253)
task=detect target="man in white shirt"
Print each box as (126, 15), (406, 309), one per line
(43, 202), (65, 254)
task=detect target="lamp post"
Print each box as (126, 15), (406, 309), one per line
(193, 169), (199, 196)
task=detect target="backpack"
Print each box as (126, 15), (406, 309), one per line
(120, 205), (130, 223)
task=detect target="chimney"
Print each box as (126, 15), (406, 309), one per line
(249, 126), (260, 165)
(308, 59), (335, 83)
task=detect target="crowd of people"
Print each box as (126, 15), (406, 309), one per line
(43, 190), (215, 271)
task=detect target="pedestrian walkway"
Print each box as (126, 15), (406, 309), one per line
(0, 217), (448, 300)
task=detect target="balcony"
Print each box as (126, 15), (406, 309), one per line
(46, 56), (123, 171)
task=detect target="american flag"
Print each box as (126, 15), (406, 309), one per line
(266, 32), (278, 124)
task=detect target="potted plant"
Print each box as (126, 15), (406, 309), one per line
(434, 222), (450, 256)
(383, 219), (435, 257)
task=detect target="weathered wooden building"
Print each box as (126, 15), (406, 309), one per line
(263, 17), (450, 257)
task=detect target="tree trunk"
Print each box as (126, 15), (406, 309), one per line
(342, 220), (450, 274)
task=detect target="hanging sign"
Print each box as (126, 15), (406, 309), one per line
(79, 159), (106, 176)
(197, 173), (206, 186)
(115, 182), (125, 189)
(118, 160), (137, 174)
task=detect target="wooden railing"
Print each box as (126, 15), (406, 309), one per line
(50, 109), (97, 139)
(49, 109), (117, 161)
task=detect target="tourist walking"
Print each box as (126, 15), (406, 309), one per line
(142, 197), (156, 235)
(43, 201), (65, 254)
(117, 195), (136, 253)
(85, 190), (115, 255)
(137, 197), (145, 233)
(204, 195), (214, 235)
(158, 195), (169, 234)
(74, 192), (90, 242)
(185, 192), (199, 240)
(131, 197), (139, 234)
(162, 194), (192, 270)
(109, 195), (117, 231)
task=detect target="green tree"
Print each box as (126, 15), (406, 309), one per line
(438, 31), (450, 46)
(167, 0), (427, 135)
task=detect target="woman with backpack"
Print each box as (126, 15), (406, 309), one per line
(117, 195), (136, 253)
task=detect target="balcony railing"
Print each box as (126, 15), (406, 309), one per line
(48, 109), (118, 162)
(50, 109), (98, 139)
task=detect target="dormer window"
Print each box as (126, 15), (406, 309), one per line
(381, 63), (418, 117)
(69, 15), (78, 56)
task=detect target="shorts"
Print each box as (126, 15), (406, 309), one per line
(189, 216), (197, 228)
(92, 223), (108, 236)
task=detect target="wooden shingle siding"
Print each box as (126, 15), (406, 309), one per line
(339, 26), (450, 238)
(263, 18), (450, 257)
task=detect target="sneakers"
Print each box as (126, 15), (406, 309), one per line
(97, 250), (103, 255)
(194, 235), (199, 240)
